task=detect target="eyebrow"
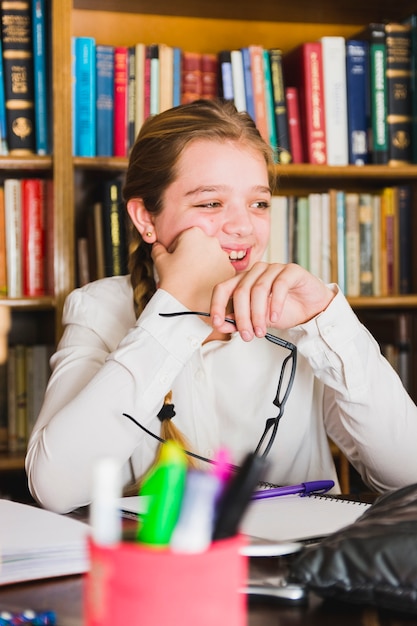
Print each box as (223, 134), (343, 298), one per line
(185, 184), (271, 197)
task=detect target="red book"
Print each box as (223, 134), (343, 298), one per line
(248, 45), (269, 144)
(113, 46), (128, 157)
(181, 51), (202, 103)
(21, 178), (45, 297)
(285, 87), (304, 163)
(201, 53), (218, 100)
(283, 42), (327, 164)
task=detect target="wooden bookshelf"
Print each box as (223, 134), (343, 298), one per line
(2, 0), (417, 483)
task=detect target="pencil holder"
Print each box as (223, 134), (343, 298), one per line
(85, 534), (248, 626)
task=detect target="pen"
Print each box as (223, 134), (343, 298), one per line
(252, 479), (335, 500)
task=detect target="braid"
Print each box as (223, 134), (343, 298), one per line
(128, 220), (156, 317)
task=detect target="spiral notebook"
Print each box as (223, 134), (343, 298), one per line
(240, 494), (371, 542)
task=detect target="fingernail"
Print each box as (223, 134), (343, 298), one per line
(212, 315), (222, 326)
(241, 330), (252, 341)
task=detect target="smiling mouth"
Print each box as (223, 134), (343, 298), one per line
(228, 249), (247, 261)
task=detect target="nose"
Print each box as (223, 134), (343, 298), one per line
(222, 203), (253, 236)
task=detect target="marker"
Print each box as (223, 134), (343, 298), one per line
(90, 457), (122, 545)
(212, 452), (268, 541)
(252, 480), (335, 500)
(0, 611), (56, 625)
(137, 440), (187, 547)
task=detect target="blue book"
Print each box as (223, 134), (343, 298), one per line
(241, 47), (255, 121)
(0, 37), (8, 154)
(172, 47), (182, 107)
(95, 44), (114, 157)
(346, 40), (369, 165)
(75, 36), (96, 157)
(262, 49), (278, 157)
(218, 50), (234, 101)
(32, 0), (49, 155)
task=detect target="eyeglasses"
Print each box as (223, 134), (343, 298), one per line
(123, 311), (297, 470)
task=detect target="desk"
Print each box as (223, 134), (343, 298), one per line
(1, 570), (417, 625)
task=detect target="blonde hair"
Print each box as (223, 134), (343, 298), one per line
(123, 99), (276, 479)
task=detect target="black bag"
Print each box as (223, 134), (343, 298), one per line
(288, 483), (417, 614)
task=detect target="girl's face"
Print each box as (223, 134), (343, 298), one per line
(152, 139), (272, 273)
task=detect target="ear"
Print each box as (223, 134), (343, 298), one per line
(126, 198), (156, 243)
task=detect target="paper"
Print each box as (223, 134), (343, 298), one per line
(0, 499), (90, 585)
(240, 494), (371, 542)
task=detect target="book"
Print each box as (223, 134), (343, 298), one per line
(0, 499), (89, 585)
(0, 0), (36, 154)
(358, 193), (374, 296)
(21, 178), (45, 297)
(285, 86), (303, 163)
(113, 46), (128, 157)
(147, 43), (160, 115)
(381, 186), (397, 296)
(32, 0), (50, 155)
(0, 186), (6, 295)
(241, 47), (255, 121)
(268, 49), (291, 164)
(14, 343), (27, 451)
(283, 42), (327, 164)
(0, 36), (7, 153)
(127, 45), (136, 150)
(172, 46), (182, 106)
(397, 184), (412, 294)
(158, 43), (174, 113)
(134, 42), (145, 134)
(404, 14), (417, 163)
(4, 178), (22, 297)
(6, 345), (17, 451)
(181, 51), (202, 104)
(344, 192), (360, 297)
(320, 36), (348, 165)
(268, 195), (288, 264)
(320, 192), (331, 284)
(218, 49), (234, 102)
(74, 36), (96, 157)
(201, 53), (218, 100)
(345, 39), (369, 165)
(95, 44), (114, 157)
(248, 45), (269, 144)
(262, 48), (277, 153)
(384, 22), (413, 165)
(295, 196), (309, 270)
(230, 49), (246, 112)
(102, 179), (127, 277)
(308, 192), (323, 280)
(371, 192), (382, 296)
(0, 362), (7, 451)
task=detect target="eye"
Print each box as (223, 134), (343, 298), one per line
(252, 200), (271, 210)
(195, 201), (222, 209)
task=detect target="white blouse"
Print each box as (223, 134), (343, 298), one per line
(26, 275), (417, 513)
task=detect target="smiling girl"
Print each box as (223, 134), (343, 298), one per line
(26, 99), (417, 513)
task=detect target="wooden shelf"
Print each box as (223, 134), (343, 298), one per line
(72, 0), (415, 26)
(0, 297), (56, 311)
(0, 155), (52, 172)
(0, 454), (25, 471)
(348, 296), (417, 310)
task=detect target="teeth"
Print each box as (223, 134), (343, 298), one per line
(229, 250), (246, 261)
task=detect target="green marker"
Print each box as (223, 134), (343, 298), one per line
(137, 440), (187, 547)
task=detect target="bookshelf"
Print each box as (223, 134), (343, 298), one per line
(2, 0), (417, 494)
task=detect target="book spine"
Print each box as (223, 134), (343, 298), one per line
(385, 23), (413, 165)
(371, 192), (381, 296)
(7, 345), (17, 452)
(32, 0), (49, 155)
(397, 184), (412, 294)
(358, 193), (373, 296)
(285, 86), (304, 163)
(241, 47), (255, 121)
(148, 43), (159, 115)
(335, 190), (346, 293)
(75, 36), (96, 157)
(14, 343), (27, 452)
(134, 42), (145, 134)
(321, 36), (348, 165)
(295, 196), (309, 270)
(4, 178), (22, 297)
(0, 37), (7, 154)
(368, 25), (388, 163)
(201, 53), (218, 100)
(127, 45), (136, 148)
(218, 50), (234, 101)
(21, 178), (45, 297)
(0, 361), (7, 451)
(172, 46), (182, 106)
(102, 179), (127, 277)
(346, 40), (369, 165)
(268, 195), (288, 264)
(344, 192), (360, 297)
(181, 51), (202, 104)
(0, 0), (36, 154)
(158, 43), (174, 113)
(268, 49), (291, 164)
(95, 44), (114, 157)
(308, 193), (322, 279)
(44, 178), (54, 295)
(230, 49), (246, 111)
(113, 46), (128, 157)
(403, 14), (417, 163)
(249, 45), (269, 144)
(262, 48), (277, 153)
(0, 186), (6, 295)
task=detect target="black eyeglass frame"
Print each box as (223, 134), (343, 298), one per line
(123, 310), (297, 470)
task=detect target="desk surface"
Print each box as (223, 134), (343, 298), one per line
(1, 571), (417, 625)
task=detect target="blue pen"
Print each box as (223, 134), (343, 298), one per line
(252, 480), (335, 500)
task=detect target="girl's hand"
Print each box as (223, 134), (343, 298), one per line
(152, 227), (235, 312)
(210, 262), (335, 341)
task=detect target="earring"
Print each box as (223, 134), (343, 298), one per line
(145, 231), (152, 238)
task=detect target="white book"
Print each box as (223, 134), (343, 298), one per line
(134, 42), (146, 135)
(308, 193), (322, 279)
(268, 195), (288, 264)
(4, 179), (22, 298)
(230, 49), (246, 112)
(344, 192), (360, 297)
(320, 36), (349, 166)
(320, 192), (331, 284)
(372, 193), (382, 297)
